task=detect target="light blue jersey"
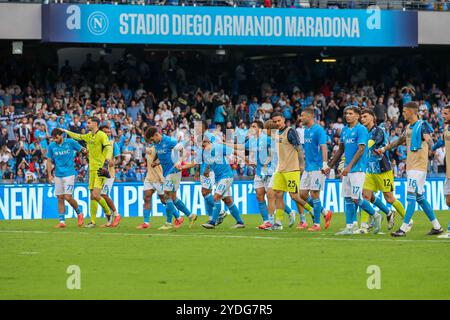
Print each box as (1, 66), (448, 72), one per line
(204, 144), (234, 181)
(154, 134), (179, 177)
(200, 130), (216, 175)
(340, 123), (369, 173)
(303, 123), (327, 172)
(245, 133), (274, 177)
(112, 141), (121, 158)
(47, 138), (82, 178)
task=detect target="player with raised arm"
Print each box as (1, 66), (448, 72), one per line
(145, 126), (197, 230)
(47, 128), (85, 228)
(261, 120), (298, 228)
(298, 107), (333, 232)
(180, 137), (245, 229)
(62, 117), (113, 228)
(243, 120), (297, 230)
(324, 107), (382, 235)
(376, 102), (443, 237)
(359, 108), (406, 233)
(270, 112), (314, 231)
(99, 125), (121, 228)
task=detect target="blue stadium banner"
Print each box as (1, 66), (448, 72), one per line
(0, 178), (445, 220)
(41, 4), (418, 47)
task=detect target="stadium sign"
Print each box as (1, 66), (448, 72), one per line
(42, 4), (418, 47)
(0, 178), (445, 221)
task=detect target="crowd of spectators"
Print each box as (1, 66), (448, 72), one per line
(0, 50), (449, 183)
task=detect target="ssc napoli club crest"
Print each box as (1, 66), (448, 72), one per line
(87, 11), (109, 36)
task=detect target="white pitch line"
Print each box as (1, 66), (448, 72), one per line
(0, 229), (449, 244)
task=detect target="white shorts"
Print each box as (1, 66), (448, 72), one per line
(341, 172), (366, 200)
(144, 181), (164, 195)
(406, 170), (427, 194)
(200, 171), (215, 190)
(54, 175), (75, 196)
(164, 172), (182, 192)
(445, 178), (450, 196)
(254, 175), (274, 191)
(101, 178), (115, 196)
(300, 170), (326, 191)
(215, 178), (233, 198)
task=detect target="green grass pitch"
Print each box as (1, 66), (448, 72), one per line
(1, 212), (449, 299)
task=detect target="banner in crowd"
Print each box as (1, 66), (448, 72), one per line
(42, 4), (418, 47)
(0, 178), (446, 220)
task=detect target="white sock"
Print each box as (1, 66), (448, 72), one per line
(361, 223), (369, 229)
(276, 220), (282, 225)
(347, 224), (353, 229)
(431, 219), (441, 230)
(321, 208), (328, 216)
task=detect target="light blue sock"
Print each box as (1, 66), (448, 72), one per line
(313, 198), (321, 225)
(417, 194), (437, 222)
(269, 214), (275, 224)
(357, 199), (376, 216)
(174, 198), (191, 217)
(59, 213), (65, 223)
(227, 203), (243, 224)
(173, 210), (180, 219)
(211, 201), (221, 225)
(258, 201), (269, 222)
(75, 206), (82, 215)
(344, 197), (354, 225)
(143, 209), (151, 224)
(307, 195), (323, 213)
(353, 202), (358, 224)
(165, 199), (176, 223)
(373, 197), (390, 216)
(204, 194), (215, 217)
(284, 204), (292, 214)
(404, 193), (416, 224)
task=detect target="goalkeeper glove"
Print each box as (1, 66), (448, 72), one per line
(97, 161), (111, 178)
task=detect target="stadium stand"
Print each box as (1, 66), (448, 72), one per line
(0, 49), (449, 183)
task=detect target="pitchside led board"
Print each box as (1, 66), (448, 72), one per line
(0, 178), (446, 220)
(42, 4), (418, 47)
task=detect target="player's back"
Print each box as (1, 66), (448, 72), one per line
(247, 133), (272, 176)
(204, 144), (233, 181)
